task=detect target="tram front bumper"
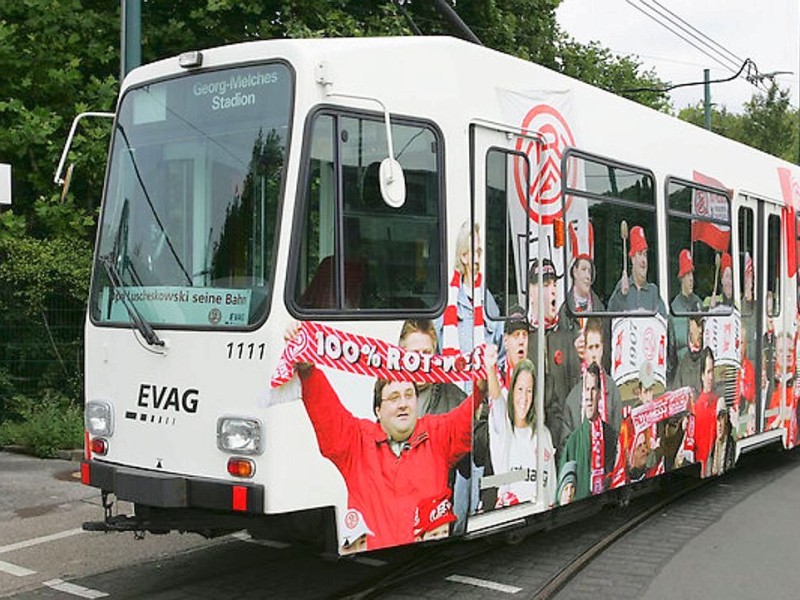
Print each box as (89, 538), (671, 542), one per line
(81, 460), (264, 514)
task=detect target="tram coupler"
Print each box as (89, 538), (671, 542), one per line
(82, 514), (155, 535)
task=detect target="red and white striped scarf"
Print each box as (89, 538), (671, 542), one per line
(590, 418), (605, 494)
(528, 308), (559, 331)
(441, 270), (483, 355)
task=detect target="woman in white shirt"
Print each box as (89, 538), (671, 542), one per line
(485, 348), (556, 508)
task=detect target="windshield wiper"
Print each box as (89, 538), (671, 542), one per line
(100, 254), (165, 347)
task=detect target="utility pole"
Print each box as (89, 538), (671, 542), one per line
(121, 0), (141, 80)
(703, 69), (711, 130)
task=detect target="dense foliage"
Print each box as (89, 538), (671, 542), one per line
(678, 83), (798, 163)
(0, 1), (794, 454)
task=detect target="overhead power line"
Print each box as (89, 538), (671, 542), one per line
(625, 0), (739, 73)
(647, 0), (745, 68)
(624, 0), (772, 94)
(615, 58), (753, 96)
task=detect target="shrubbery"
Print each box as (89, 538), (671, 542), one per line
(0, 391), (83, 458)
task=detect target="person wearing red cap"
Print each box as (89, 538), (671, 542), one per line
(704, 251), (734, 308)
(295, 362), (484, 550)
(608, 225), (667, 317)
(670, 249), (702, 362)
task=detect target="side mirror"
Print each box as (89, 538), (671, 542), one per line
(379, 157), (406, 208)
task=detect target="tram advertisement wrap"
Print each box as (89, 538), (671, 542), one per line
(271, 320), (487, 554)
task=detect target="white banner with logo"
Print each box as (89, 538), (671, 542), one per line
(498, 89), (587, 304)
(703, 307), (741, 367)
(611, 315), (668, 387)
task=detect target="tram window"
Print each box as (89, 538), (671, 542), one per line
(293, 111), (443, 314)
(739, 207), (755, 316)
(767, 214), (781, 317)
(562, 151), (657, 315)
(666, 179), (732, 314)
(568, 156), (653, 205)
(485, 148), (529, 317)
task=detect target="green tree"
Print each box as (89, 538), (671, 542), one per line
(677, 103), (745, 141)
(556, 38), (670, 111)
(678, 83), (797, 162)
(741, 84), (796, 162)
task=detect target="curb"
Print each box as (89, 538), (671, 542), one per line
(57, 448), (85, 462)
(2, 445), (84, 462)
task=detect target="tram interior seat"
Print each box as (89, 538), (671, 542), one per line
(299, 255), (364, 309)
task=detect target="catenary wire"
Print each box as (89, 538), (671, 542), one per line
(647, 0), (745, 67)
(626, 0), (771, 94)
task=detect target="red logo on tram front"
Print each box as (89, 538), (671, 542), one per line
(513, 104), (576, 225)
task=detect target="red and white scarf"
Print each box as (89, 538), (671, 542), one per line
(590, 418), (605, 494)
(442, 270), (483, 355)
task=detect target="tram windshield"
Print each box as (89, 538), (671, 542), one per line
(90, 63), (292, 329)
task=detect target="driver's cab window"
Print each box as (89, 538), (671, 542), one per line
(293, 111), (444, 314)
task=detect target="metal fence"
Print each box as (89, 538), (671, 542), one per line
(0, 286), (85, 414)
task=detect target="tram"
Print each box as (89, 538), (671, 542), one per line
(73, 36), (800, 555)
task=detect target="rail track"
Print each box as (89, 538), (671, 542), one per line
(333, 471), (710, 599)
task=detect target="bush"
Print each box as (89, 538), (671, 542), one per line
(0, 391), (83, 458)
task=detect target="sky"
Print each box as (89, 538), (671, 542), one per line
(556, 0), (800, 114)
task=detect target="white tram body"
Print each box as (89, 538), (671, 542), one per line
(80, 36), (800, 553)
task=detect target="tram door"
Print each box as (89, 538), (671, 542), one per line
(737, 195), (780, 436)
(761, 201), (788, 437)
(468, 121), (553, 529)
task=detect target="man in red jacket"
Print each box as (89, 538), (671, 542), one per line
(296, 362), (484, 551)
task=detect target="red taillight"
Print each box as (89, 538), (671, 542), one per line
(227, 457), (255, 478)
(232, 485), (248, 511)
(89, 438), (108, 456)
(80, 462), (90, 485)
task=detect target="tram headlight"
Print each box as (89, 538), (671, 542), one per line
(85, 401), (113, 437)
(217, 417), (263, 455)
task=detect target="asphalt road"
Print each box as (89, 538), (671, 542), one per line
(0, 451), (215, 598)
